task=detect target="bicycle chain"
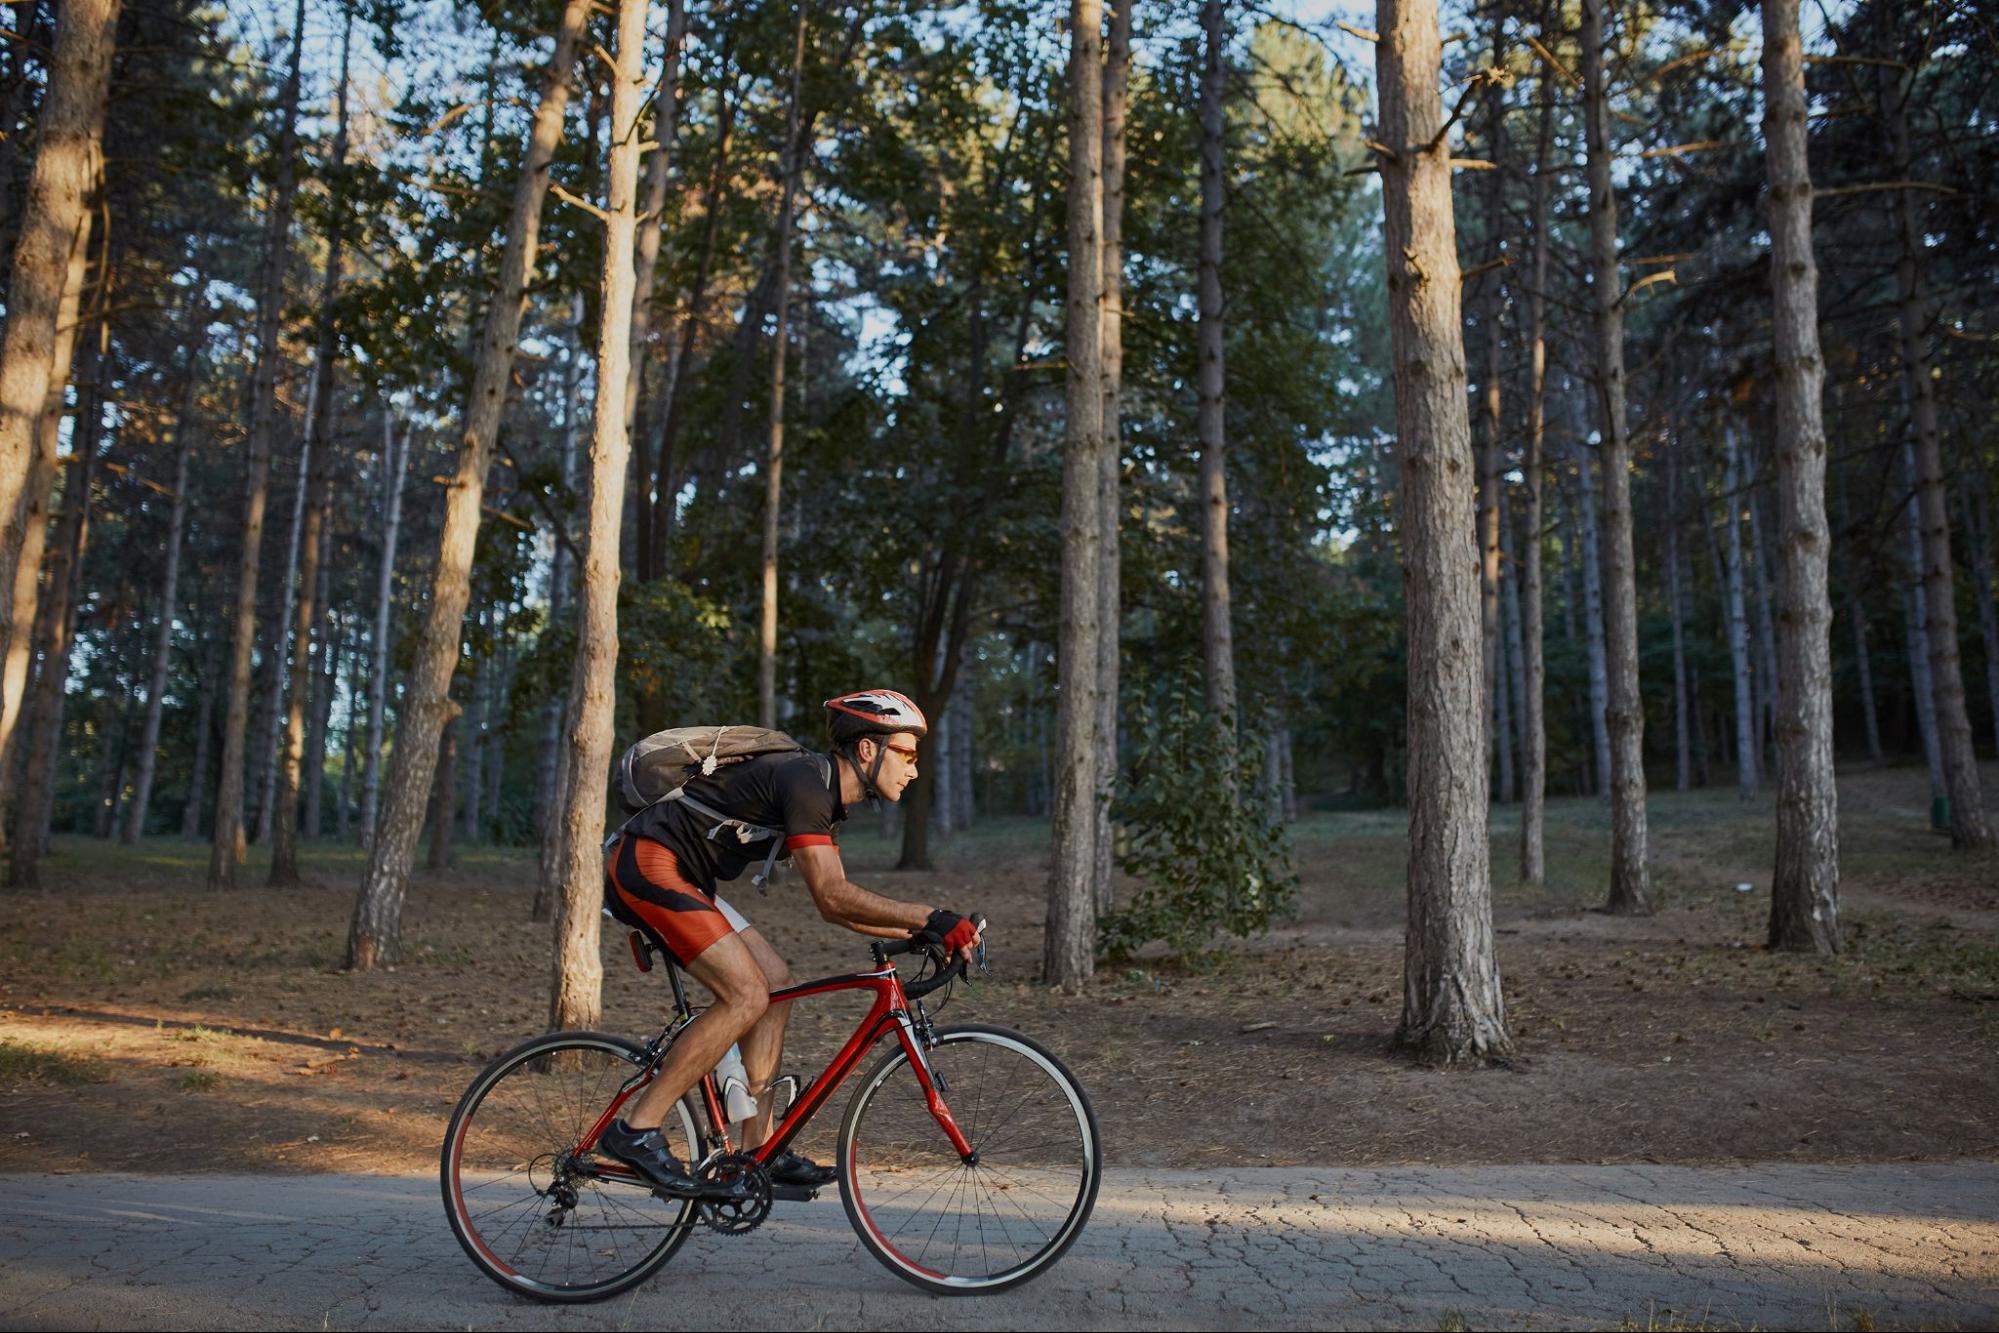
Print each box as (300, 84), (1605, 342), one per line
(698, 1152), (773, 1236)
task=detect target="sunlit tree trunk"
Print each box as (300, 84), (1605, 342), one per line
(348, 0), (590, 969)
(1045, 0), (1105, 990)
(1196, 0), (1235, 736)
(1761, 0), (1842, 950)
(271, 10), (355, 886)
(1379, 0), (1512, 1064)
(760, 4), (806, 732)
(1093, 0), (1132, 917)
(11, 447), (93, 889)
(1580, 0), (1650, 911)
(211, 0), (307, 888)
(0, 200), (92, 830)
(548, 0), (646, 1032)
(0, 0), (119, 728)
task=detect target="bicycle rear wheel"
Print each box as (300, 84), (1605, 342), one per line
(440, 1031), (699, 1302)
(837, 1022), (1100, 1294)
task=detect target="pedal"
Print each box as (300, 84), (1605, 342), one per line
(768, 1182), (823, 1203)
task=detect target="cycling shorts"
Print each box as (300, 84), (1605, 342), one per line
(604, 834), (751, 967)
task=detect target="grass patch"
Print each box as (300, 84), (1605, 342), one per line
(179, 984), (237, 1002)
(179, 1069), (221, 1092)
(0, 1038), (104, 1086)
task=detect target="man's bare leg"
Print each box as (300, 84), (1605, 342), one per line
(623, 933), (767, 1130)
(732, 928), (794, 1150)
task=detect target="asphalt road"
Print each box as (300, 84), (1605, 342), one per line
(2, 1164), (1994, 1330)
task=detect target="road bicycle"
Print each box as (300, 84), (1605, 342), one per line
(440, 917), (1101, 1302)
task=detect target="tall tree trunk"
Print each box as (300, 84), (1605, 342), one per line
(1196, 0), (1235, 734)
(1850, 588), (1886, 764)
(1378, 0), (1512, 1064)
(1761, 0), (1842, 951)
(548, 0), (646, 1032)
(359, 412), (407, 848)
(348, 0), (589, 970)
(1887, 74), (1994, 850)
(1725, 421), (1759, 798)
(1044, 0), (1105, 990)
(1901, 443), (1946, 811)
(952, 675), (974, 831)
(626, 0), (687, 584)
(1519, 72), (1553, 883)
(0, 0), (119, 715)
(211, 0), (307, 889)
(123, 316), (204, 844)
(11, 448), (93, 889)
(463, 613), (486, 844)
(1666, 452), (1693, 793)
(1748, 482), (1780, 764)
(1573, 414), (1611, 798)
(305, 588), (337, 840)
(182, 627), (220, 840)
(759, 4), (807, 732)
(533, 302), (585, 916)
(1964, 472), (1999, 758)
(1093, 0), (1132, 917)
(1580, 0), (1651, 912)
(271, 8), (355, 886)
(1500, 499), (1525, 805)
(1476, 12), (1507, 806)
(0, 196), (93, 823)
(254, 414), (312, 848)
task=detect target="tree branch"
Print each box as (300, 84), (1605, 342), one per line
(549, 182), (610, 224)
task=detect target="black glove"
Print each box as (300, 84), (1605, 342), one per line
(918, 909), (980, 955)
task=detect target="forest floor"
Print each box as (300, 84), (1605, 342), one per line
(2, 760), (1996, 1175)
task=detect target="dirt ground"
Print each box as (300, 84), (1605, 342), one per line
(3, 762), (1996, 1175)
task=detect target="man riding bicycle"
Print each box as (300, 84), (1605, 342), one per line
(598, 689), (984, 1200)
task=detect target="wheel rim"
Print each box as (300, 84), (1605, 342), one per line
(844, 1032), (1096, 1288)
(446, 1040), (696, 1295)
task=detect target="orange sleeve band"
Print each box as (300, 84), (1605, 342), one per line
(785, 833), (836, 851)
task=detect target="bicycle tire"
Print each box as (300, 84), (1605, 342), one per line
(440, 1030), (700, 1302)
(837, 1022), (1101, 1295)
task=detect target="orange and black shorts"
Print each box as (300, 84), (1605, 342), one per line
(604, 835), (752, 967)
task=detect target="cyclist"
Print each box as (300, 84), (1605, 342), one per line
(598, 689), (984, 1200)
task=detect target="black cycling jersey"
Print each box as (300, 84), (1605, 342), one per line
(620, 750), (847, 895)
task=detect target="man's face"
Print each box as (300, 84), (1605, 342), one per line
(865, 732), (922, 801)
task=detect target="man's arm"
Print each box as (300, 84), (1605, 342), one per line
(790, 844), (932, 938)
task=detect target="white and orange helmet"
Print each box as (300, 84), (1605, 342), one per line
(823, 689), (929, 745)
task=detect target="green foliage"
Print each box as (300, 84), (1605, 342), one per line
(0, 1040), (103, 1087)
(1100, 674), (1298, 966)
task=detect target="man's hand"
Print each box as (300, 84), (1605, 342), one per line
(920, 909), (983, 965)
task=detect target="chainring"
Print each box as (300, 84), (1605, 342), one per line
(698, 1152), (773, 1235)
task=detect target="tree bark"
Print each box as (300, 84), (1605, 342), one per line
(1196, 0), (1236, 735)
(1901, 444), (1946, 809)
(1725, 421), (1759, 798)
(305, 590), (337, 839)
(0, 193), (93, 822)
(626, 0), (687, 584)
(1579, 0), (1651, 911)
(271, 8), (356, 886)
(359, 412), (407, 849)
(759, 4), (807, 732)
(1749, 482), (1780, 763)
(0, 0), (119, 717)
(1572, 411), (1611, 798)
(427, 715), (458, 871)
(1886, 72), (1993, 851)
(533, 301), (585, 914)
(1518, 72), (1553, 883)
(347, 0), (590, 970)
(1045, 0), (1105, 990)
(1093, 0), (1132, 917)
(1963, 472), (1999, 758)
(1761, 0), (1842, 951)
(11, 448), (93, 889)
(211, 0), (307, 888)
(1476, 13), (1507, 805)
(1378, 0), (1512, 1064)
(547, 0), (647, 1032)
(182, 628), (220, 840)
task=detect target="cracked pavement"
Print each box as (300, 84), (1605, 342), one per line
(2, 1164), (1994, 1330)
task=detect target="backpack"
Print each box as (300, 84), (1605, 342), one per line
(611, 725), (828, 891)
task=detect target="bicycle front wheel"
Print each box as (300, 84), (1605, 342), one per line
(440, 1031), (700, 1303)
(837, 1022), (1101, 1295)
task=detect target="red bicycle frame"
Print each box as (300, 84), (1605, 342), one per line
(579, 941), (974, 1182)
